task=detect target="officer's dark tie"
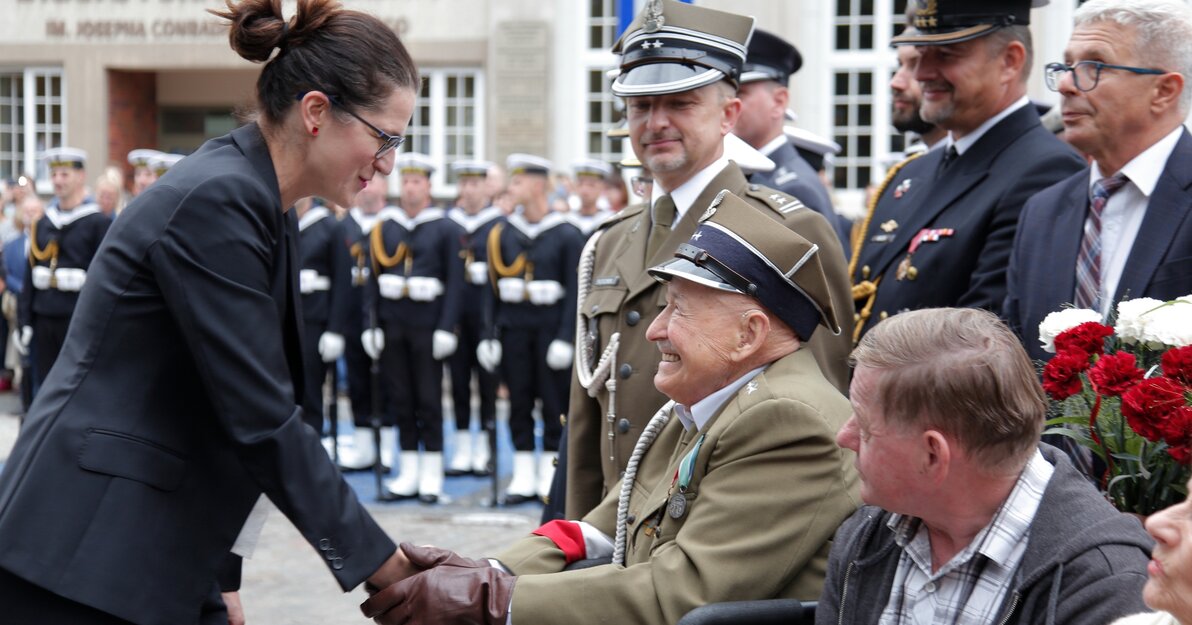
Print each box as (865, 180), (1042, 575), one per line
(1074, 173), (1129, 311)
(646, 194), (676, 260)
(937, 144), (959, 175)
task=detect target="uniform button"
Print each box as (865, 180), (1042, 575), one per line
(861, 265), (870, 279)
(749, 184), (760, 191)
(626, 310), (641, 326)
(326, 548), (337, 559)
(590, 304), (599, 314)
(617, 418), (630, 434)
(619, 363), (633, 379)
(559, 414), (567, 426)
(626, 514), (636, 524)
(853, 313), (861, 322)
(879, 311), (889, 320)
(332, 557), (344, 570)
(318, 538), (331, 550)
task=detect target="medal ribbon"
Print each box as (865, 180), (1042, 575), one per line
(677, 434), (705, 493)
(907, 228), (954, 255)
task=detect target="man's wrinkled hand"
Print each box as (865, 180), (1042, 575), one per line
(360, 565), (515, 625)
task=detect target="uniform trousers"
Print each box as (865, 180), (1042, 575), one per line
(381, 318), (444, 452)
(500, 326), (566, 452)
(301, 322), (331, 433)
(32, 314), (69, 385)
(447, 303), (497, 431)
(345, 310), (393, 427)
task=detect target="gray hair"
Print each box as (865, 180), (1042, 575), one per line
(1075, 0), (1192, 114)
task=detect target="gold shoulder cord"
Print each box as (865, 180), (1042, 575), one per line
(28, 219), (59, 271)
(370, 221), (409, 277)
(486, 223), (528, 294)
(849, 151), (925, 344)
(350, 242), (367, 286)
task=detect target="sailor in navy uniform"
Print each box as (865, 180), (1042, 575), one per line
(735, 29), (850, 247)
(478, 154), (584, 504)
(368, 153), (464, 504)
(565, 159), (615, 237)
(127, 148), (163, 198)
(18, 147), (112, 386)
(445, 159), (503, 477)
(336, 171), (396, 472)
(295, 197), (350, 434)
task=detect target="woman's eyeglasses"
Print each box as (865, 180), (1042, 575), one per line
(295, 91), (405, 160)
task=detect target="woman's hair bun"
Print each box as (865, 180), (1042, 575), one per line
(210, 0), (303, 63)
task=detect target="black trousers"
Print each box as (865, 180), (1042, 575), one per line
(345, 314), (393, 427)
(301, 322), (331, 433)
(447, 306), (498, 430)
(32, 314), (69, 385)
(500, 326), (567, 452)
(381, 319), (444, 452)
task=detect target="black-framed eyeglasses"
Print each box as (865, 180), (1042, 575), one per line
(1044, 61), (1167, 93)
(295, 91), (405, 160)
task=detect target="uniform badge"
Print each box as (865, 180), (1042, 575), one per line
(701, 189), (729, 222)
(893, 178), (912, 199)
(644, 0), (665, 32)
(880, 219), (898, 233)
(668, 493), (687, 519)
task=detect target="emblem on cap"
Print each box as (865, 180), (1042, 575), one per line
(644, 0), (665, 32)
(914, 0), (940, 29)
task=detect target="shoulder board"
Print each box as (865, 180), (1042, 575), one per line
(742, 183), (806, 216)
(594, 202), (644, 232)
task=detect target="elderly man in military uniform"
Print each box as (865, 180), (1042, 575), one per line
(360, 190), (859, 625)
(445, 159), (503, 478)
(336, 171), (396, 472)
(477, 154), (584, 505)
(565, 0), (853, 520)
(850, 0), (1084, 343)
(127, 149), (163, 198)
(295, 197), (350, 435)
(735, 28), (850, 247)
(18, 148), (111, 386)
(365, 153), (464, 504)
(565, 159), (615, 237)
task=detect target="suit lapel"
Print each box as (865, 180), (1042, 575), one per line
(1047, 175), (1091, 305)
(1116, 129), (1192, 302)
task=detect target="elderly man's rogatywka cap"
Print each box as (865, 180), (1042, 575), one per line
(649, 189), (839, 341)
(741, 29), (802, 85)
(396, 152), (437, 177)
(43, 147), (87, 169)
(611, 0), (754, 97)
(893, 0), (1034, 46)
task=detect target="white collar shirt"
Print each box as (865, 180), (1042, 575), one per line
(650, 153), (731, 223)
(945, 96), (1030, 157)
(672, 365), (766, 433)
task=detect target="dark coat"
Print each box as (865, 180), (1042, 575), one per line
(750, 138), (850, 248)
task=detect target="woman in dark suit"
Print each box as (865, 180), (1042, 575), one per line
(0, 0), (420, 622)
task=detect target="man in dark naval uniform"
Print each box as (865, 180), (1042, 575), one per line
(445, 159), (503, 478)
(478, 153), (583, 505)
(368, 152), (464, 504)
(18, 147), (111, 386)
(337, 171), (395, 472)
(295, 197), (350, 434)
(565, 159), (615, 237)
(735, 28), (850, 248)
(849, 0), (1084, 343)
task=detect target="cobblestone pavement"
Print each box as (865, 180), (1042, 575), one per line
(0, 394), (546, 625)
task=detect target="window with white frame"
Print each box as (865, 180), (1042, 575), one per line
(395, 68), (484, 197)
(583, 0), (623, 165)
(830, 0), (908, 194)
(0, 68), (65, 190)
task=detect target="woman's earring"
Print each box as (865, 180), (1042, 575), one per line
(312, 127), (319, 136)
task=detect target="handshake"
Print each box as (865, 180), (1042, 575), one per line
(362, 543), (515, 625)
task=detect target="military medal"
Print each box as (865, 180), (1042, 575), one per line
(880, 219), (898, 233)
(895, 228), (955, 281)
(666, 433), (706, 520)
(893, 178), (912, 199)
(667, 494), (686, 519)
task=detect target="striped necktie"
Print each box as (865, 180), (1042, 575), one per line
(1074, 173), (1128, 311)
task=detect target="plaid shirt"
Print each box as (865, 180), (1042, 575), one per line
(878, 450), (1055, 625)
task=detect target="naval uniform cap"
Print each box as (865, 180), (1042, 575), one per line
(893, 0), (1035, 46)
(42, 147), (87, 169)
(127, 148), (163, 168)
(149, 153), (184, 176)
(573, 159), (614, 179)
(740, 29), (802, 85)
(611, 0), (754, 98)
(396, 152), (437, 176)
(506, 153), (552, 176)
(724, 133), (774, 175)
(451, 159), (493, 178)
(649, 189), (839, 342)
(619, 141), (642, 169)
(785, 126), (840, 172)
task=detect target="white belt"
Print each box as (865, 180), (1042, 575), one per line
(299, 269), (332, 294)
(31, 266), (86, 292)
(378, 275), (444, 302)
(498, 278), (564, 305)
(467, 261), (489, 286)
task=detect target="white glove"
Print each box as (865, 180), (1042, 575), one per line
(406, 277), (444, 302)
(13, 327), (30, 357)
(31, 266), (51, 290)
(546, 339), (575, 371)
(299, 269), (319, 295)
(432, 330), (458, 360)
(527, 280), (565, 306)
(54, 268), (87, 292)
(467, 261), (489, 285)
(476, 339), (502, 372)
(361, 328), (385, 360)
(318, 332), (345, 363)
(497, 277), (526, 303)
(377, 274), (406, 300)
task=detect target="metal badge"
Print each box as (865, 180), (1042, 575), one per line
(668, 493), (687, 519)
(644, 0), (665, 32)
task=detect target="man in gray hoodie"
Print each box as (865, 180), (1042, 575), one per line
(818, 307), (1152, 625)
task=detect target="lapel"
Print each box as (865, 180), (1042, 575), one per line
(621, 164), (749, 301)
(283, 210), (308, 403)
(1116, 129), (1192, 302)
(1047, 175), (1091, 304)
(870, 106), (1042, 278)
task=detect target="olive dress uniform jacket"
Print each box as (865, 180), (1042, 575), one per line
(1005, 128), (1192, 363)
(565, 162), (852, 518)
(751, 137), (851, 248)
(498, 348), (859, 624)
(851, 104), (1084, 338)
(0, 123), (394, 625)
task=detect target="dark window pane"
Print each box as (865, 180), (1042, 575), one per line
(835, 104), (850, 127)
(835, 25), (850, 50)
(835, 135), (850, 155)
(589, 132), (602, 153)
(590, 101), (603, 122)
(890, 133), (906, 152)
(835, 72), (850, 95)
(447, 107), (458, 126)
(860, 0), (874, 16)
(858, 135), (872, 157)
(447, 78), (458, 99)
(858, 166), (872, 187)
(464, 76), (474, 98)
(834, 166), (849, 189)
(860, 24), (873, 49)
(590, 26), (602, 49)
(859, 72), (873, 96)
(858, 103), (872, 126)
(590, 70), (603, 93)
(836, 0), (850, 16)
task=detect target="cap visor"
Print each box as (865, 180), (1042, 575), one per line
(891, 24), (997, 46)
(647, 257), (743, 293)
(612, 64), (726, 97)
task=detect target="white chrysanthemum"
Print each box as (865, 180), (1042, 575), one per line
(1038, 308), (1102, 353)
(1142, 300), (1192, 347)
(1115, 298), (1166, 346)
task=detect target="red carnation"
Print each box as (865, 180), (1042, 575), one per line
(1088, 352), (1145, 397)
(1042, 350), (1091, 401)
(1169, 444), (1192, 465)
(1159, 406), (1192, 449)
(1162, 345), (1192, 386)
(1054, 322), (1114, 357)
(1121, 376), (1187, 442)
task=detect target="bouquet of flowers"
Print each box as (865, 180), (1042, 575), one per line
(1038, 296), (1192, 515)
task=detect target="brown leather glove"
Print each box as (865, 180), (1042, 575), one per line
(360, 564), (515, 625)
(396, 542), (493, 571)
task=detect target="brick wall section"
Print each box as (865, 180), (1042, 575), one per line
(107, 70), (157, 192)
